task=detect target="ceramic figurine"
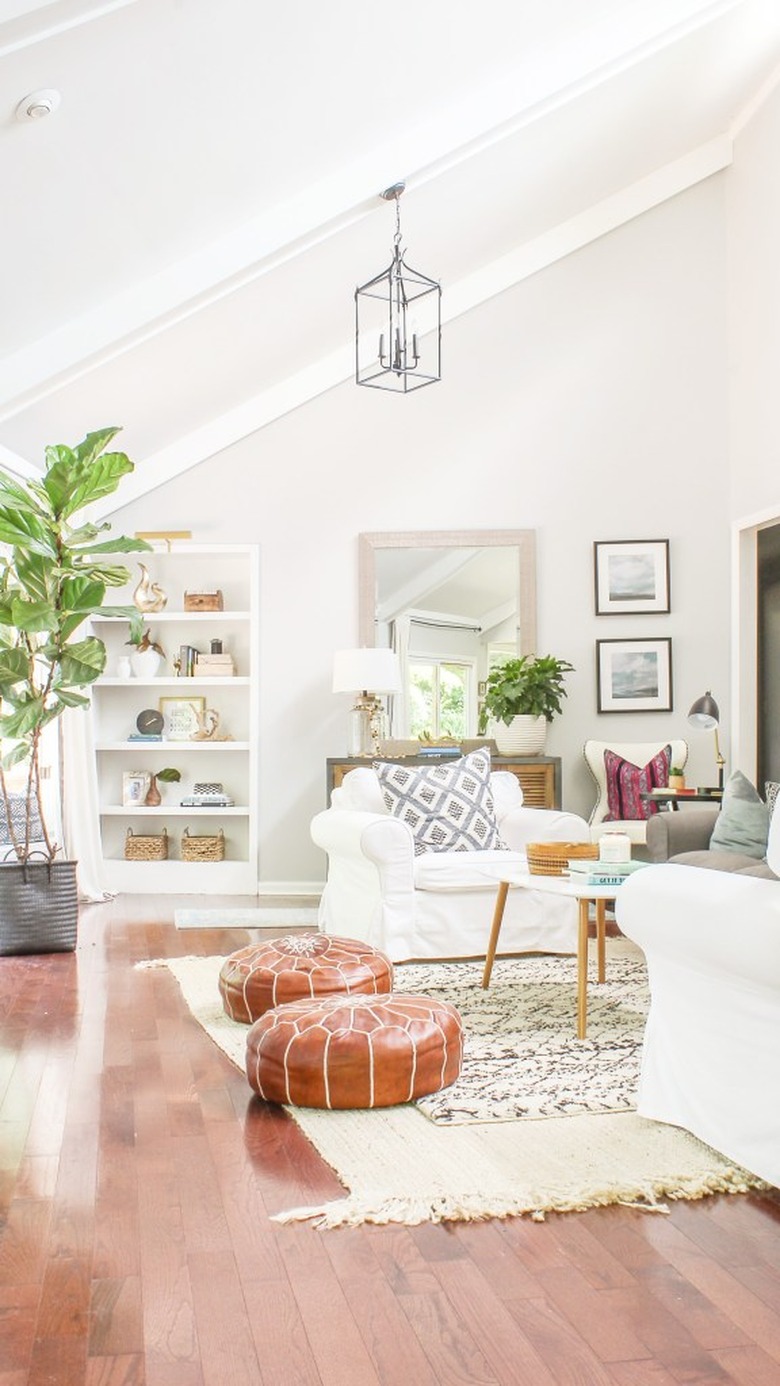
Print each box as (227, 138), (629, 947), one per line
(133, 562), (167, 612)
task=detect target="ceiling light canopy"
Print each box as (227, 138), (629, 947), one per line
(15, 89), (61, 122)
(355, 182), (441, 394)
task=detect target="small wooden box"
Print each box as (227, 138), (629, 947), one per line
(184, 590), (224, 612)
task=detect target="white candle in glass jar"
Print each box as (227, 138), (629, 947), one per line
(599, 831), (631, 863)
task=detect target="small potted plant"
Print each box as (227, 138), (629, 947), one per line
(668, 765), (686, 792)
(478, 654), (574, 755)
(126, 628), (165, 679)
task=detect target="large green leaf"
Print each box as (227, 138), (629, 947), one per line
(0, 471), (48, 516)
(12, 550), (51, 604)
(58, 636), (107, 687)
(9, 597), (57, 634)
(73, 428), (122, 467)
(58, 452), (135, 520)
(70, 535), (151, 556)
(0, 647), (30, 689)
(0, 507), (56, 557)
(0, 700), (44, 738)
(0, 742), (31, 771)
(51, 688), (90, 709)
(60, 575), (106, 613)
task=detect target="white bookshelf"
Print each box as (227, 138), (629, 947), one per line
(91, 542), (259, 894)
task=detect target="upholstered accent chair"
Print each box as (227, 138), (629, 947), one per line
(584, 738), (688, 857)
(311, 766), (591, 962)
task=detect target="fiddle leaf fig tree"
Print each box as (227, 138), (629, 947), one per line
(0, 428), (151, 864)
(478, 654), (574, 732)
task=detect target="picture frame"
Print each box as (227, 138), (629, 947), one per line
(594, 539), (670, 615)
(122, 770), (151, 806)
(596, 638), (673, 713)
(159, 695), (207, 741)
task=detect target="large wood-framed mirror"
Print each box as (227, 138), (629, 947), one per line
(359, 530), (537, 741)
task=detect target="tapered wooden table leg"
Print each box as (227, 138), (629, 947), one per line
(596, 899), (607, 983)
(482, 880), (509, 988)
(576, 897), (590, 1039)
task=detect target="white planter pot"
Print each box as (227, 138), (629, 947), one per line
(493, 714), (547, 756)
(130, 647), (162, 679)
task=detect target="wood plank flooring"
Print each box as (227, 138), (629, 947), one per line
(1, 894), (779, 1385)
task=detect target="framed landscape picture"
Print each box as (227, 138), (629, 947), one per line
(596, 638), (673, 713)
(594, 539), (670, 615)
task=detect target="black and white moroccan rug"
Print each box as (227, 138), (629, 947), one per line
(397, 943), (648, 1124)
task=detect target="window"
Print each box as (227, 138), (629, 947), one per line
(408, 660), (471, 740)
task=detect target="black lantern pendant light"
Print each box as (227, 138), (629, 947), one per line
(355, 183), (441, 393)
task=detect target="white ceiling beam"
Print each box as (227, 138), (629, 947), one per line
(0, 0), (140, 56)
(0, 0), (740, 420)
(0, 442), (38, 479)
(94, 134), (732, 519)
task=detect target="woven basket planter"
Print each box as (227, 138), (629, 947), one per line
(125, 828), (168, 861)
(526, 842), (599, 877)
(0, 858), (78, 956)
(181, 828), (225, 862)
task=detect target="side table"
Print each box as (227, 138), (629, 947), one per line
(641, 790), (722, 812)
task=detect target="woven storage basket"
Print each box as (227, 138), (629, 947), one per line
(124, 828), (168, 861)
(181, 827), (225, 862)
(526, 841), (599, 876)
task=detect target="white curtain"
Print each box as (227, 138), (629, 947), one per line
(61, 701), (113, 902)
(389, 615), (411, 737)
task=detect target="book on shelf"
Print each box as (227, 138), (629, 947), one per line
(180, 796), (235, 807)
(127, 732), (163, 741)
(566, 857), (647, 876)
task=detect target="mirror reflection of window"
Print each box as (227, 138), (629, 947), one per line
(409, 660), (471, 740)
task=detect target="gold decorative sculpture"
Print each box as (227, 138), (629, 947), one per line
(133, 562), (167, 612)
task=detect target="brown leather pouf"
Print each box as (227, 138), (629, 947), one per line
(218, 933), (393, 1023)
(245, 992), (463, 1108)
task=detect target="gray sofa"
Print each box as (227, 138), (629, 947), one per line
(645, 804), (776, 878)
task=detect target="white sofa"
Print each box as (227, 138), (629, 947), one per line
(616, 807), (780, 1187)
(311, 767), (592, 962)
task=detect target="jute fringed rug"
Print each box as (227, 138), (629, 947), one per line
(155, 947), (766, 1228)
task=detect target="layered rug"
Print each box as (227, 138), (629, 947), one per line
(154, 944), (766, 1227)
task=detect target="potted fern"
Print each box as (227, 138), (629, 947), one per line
(478, 654), (574, 755)
(0, 428), (150, 954)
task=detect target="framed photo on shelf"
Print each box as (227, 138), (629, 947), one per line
(122, 770), (151, 806)
(596, 638), (673, 714)
(594, 539), (670, 615)
(159, 695), (207, 741)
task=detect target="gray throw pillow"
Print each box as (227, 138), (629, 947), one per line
(710, 770), (769, 859)
(374, 748), (507, 856)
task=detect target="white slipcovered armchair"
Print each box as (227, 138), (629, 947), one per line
(616, 808), (780, 1187)
(311, 767), (591, 962)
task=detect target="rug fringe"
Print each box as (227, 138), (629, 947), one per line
(271, 1164), (767, 1230)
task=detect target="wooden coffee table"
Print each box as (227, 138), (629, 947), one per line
(479, 868), (618, 1040)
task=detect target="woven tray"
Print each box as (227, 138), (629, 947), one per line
(125, 828), (168, 861)
(526, 841), (599, 876)
(181, 827), (225, 862)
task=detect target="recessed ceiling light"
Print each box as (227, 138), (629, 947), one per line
(15, 89), (61, 122)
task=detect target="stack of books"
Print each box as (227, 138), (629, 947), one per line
(417, 744), (462, 758)
(565, 858), (649, 888)
(180, 792), (234, 808)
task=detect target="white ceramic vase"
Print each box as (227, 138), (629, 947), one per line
(130, 647), (162, 680)
(493, 714), (547, 756)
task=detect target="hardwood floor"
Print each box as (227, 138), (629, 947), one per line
(1, 895), (779, 1385)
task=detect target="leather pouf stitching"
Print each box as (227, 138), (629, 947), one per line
(245, 992), (463, 1109)
(218, 933), (393, 1023)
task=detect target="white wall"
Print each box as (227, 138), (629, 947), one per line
(110, 175), (731, 888)
(727, 81), (780, 521)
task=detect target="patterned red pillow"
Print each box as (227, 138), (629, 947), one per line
(603, 745), (671, 821)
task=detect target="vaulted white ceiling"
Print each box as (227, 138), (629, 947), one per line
(2, 0), (780, 497)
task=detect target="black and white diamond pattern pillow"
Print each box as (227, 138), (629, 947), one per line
(374, 748), (507, 855)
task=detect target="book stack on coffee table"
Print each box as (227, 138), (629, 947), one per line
(564, 858), (649, 889)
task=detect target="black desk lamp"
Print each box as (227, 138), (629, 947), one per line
(687, 691), (725, 791)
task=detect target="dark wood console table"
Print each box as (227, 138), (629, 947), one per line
(326, 754), (562, 810)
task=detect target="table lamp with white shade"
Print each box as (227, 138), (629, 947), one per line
(333, 647), (401, 756)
